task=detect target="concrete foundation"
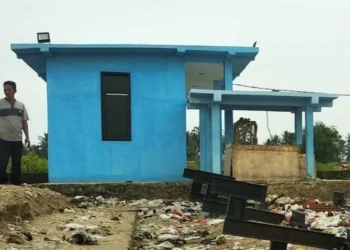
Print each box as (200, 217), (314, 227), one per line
(33, 180), (350, 201)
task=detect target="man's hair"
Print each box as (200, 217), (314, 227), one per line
(3, 81), (16, 91)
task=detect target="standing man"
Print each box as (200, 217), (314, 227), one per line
(0, 81), (30, 185)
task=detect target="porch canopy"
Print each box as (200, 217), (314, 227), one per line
(187, 89), (338, 177)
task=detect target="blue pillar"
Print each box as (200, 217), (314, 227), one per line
(294, 111), (303, 145)
(214, 81), (223, 173)
(199, 109), (208, 171)
(224, 58), (233, 90)
(225, 112), (233, 144)
(206, 107), (212, 171)
(305, 106), (315, 177)
(224, 58), (234, 144)
(211, 104), (221, 174)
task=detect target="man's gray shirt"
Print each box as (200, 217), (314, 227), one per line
(0, 98), (29, 142)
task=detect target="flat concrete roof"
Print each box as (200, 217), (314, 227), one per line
(11, 43), (259, 81)
(187, 89), (338, 112)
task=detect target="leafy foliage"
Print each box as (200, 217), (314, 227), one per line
(316, 162), (339, 171)
(186, 127), (200, 162)
(187, 160), (200, 170)
(264, 134), (283, 145)
(8, 133), (48, 173)
(23, 133), (48, 159)
(281, 131), (295, 145)
(186, 126), (225, 170)
(344, 134), (350, 161)
(8, 152), (48, 173)
(263, 122), (347, 164)
(22, 152), (48, 172)
(314, 122), (344, 163)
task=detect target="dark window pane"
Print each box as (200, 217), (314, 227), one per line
(101, 72), (131, 141)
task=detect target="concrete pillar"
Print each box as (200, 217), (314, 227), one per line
(199, 109), (208, 171)
(305, 106), (315, 177)
(294, 110), (303, 145)
(225, 112), (233, 144)
(206, 108), (212, 171)
(224, 58), (233, 90)
(214, 81), (223, 173)
(211, 104), (221, 174)
(224, 59), (234, 144)
(199, 108), (212, 172)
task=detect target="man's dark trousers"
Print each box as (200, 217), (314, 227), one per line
(0, 139), (22, 185)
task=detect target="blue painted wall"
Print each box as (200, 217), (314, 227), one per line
(46, 54), (186, 182)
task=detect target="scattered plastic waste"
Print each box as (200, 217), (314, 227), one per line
(3, 192), (350, 249)
(129, 194), (350, 249)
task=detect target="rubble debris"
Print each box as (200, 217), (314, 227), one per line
(77, 202), (90, 209)
(67, 232), (98, 245)
(111, 216), (120, 221)
(298, 198), (342, 212)
(69, 195), (88, 204)
(214, 234), (226, 245)
(21, 231), (33, 241)
(5, 232), (26, 244)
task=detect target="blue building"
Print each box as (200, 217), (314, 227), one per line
(11, 43), (338, 182)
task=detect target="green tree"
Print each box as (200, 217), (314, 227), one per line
(281, 131), (295, 145)
(264, 135), (282, 145)
(186, 127), (199, 161)
(344, 134), (350, 161)
(264, 122), (345, 163)
(36, 132), (48, 159)
(22, 133), (48, 159)
(313, 122), (344, 163)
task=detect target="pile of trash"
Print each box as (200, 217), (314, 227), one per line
(127, 195), (350, 249)
(129, 199), (231, 249)
(66, 196), (234, 249)
(266, 194), (350, 238)
(69, 195), (120, 208)
(65, 194), (350, 249)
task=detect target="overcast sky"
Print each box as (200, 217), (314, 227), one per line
(1, 0), (349, 145)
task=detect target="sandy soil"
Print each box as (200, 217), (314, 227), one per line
(0, 185), (136, 250)
(0, 185), (68, 223)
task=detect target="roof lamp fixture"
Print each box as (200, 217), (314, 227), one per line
(37, 32), (50, 43)
(198, 73), (205, 76)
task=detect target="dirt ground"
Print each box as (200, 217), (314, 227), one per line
(34, 180), (350, 201)
(0, 185), (136, 250)
(0, 184), (344, 250)
(0, 185), (68, 223)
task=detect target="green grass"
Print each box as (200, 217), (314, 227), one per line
(316, 162), (339, 171)
(187, 160), (200, 170)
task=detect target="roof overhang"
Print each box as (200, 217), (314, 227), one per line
(187, 89), (338, 112)
(11, 43), (259, 81)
